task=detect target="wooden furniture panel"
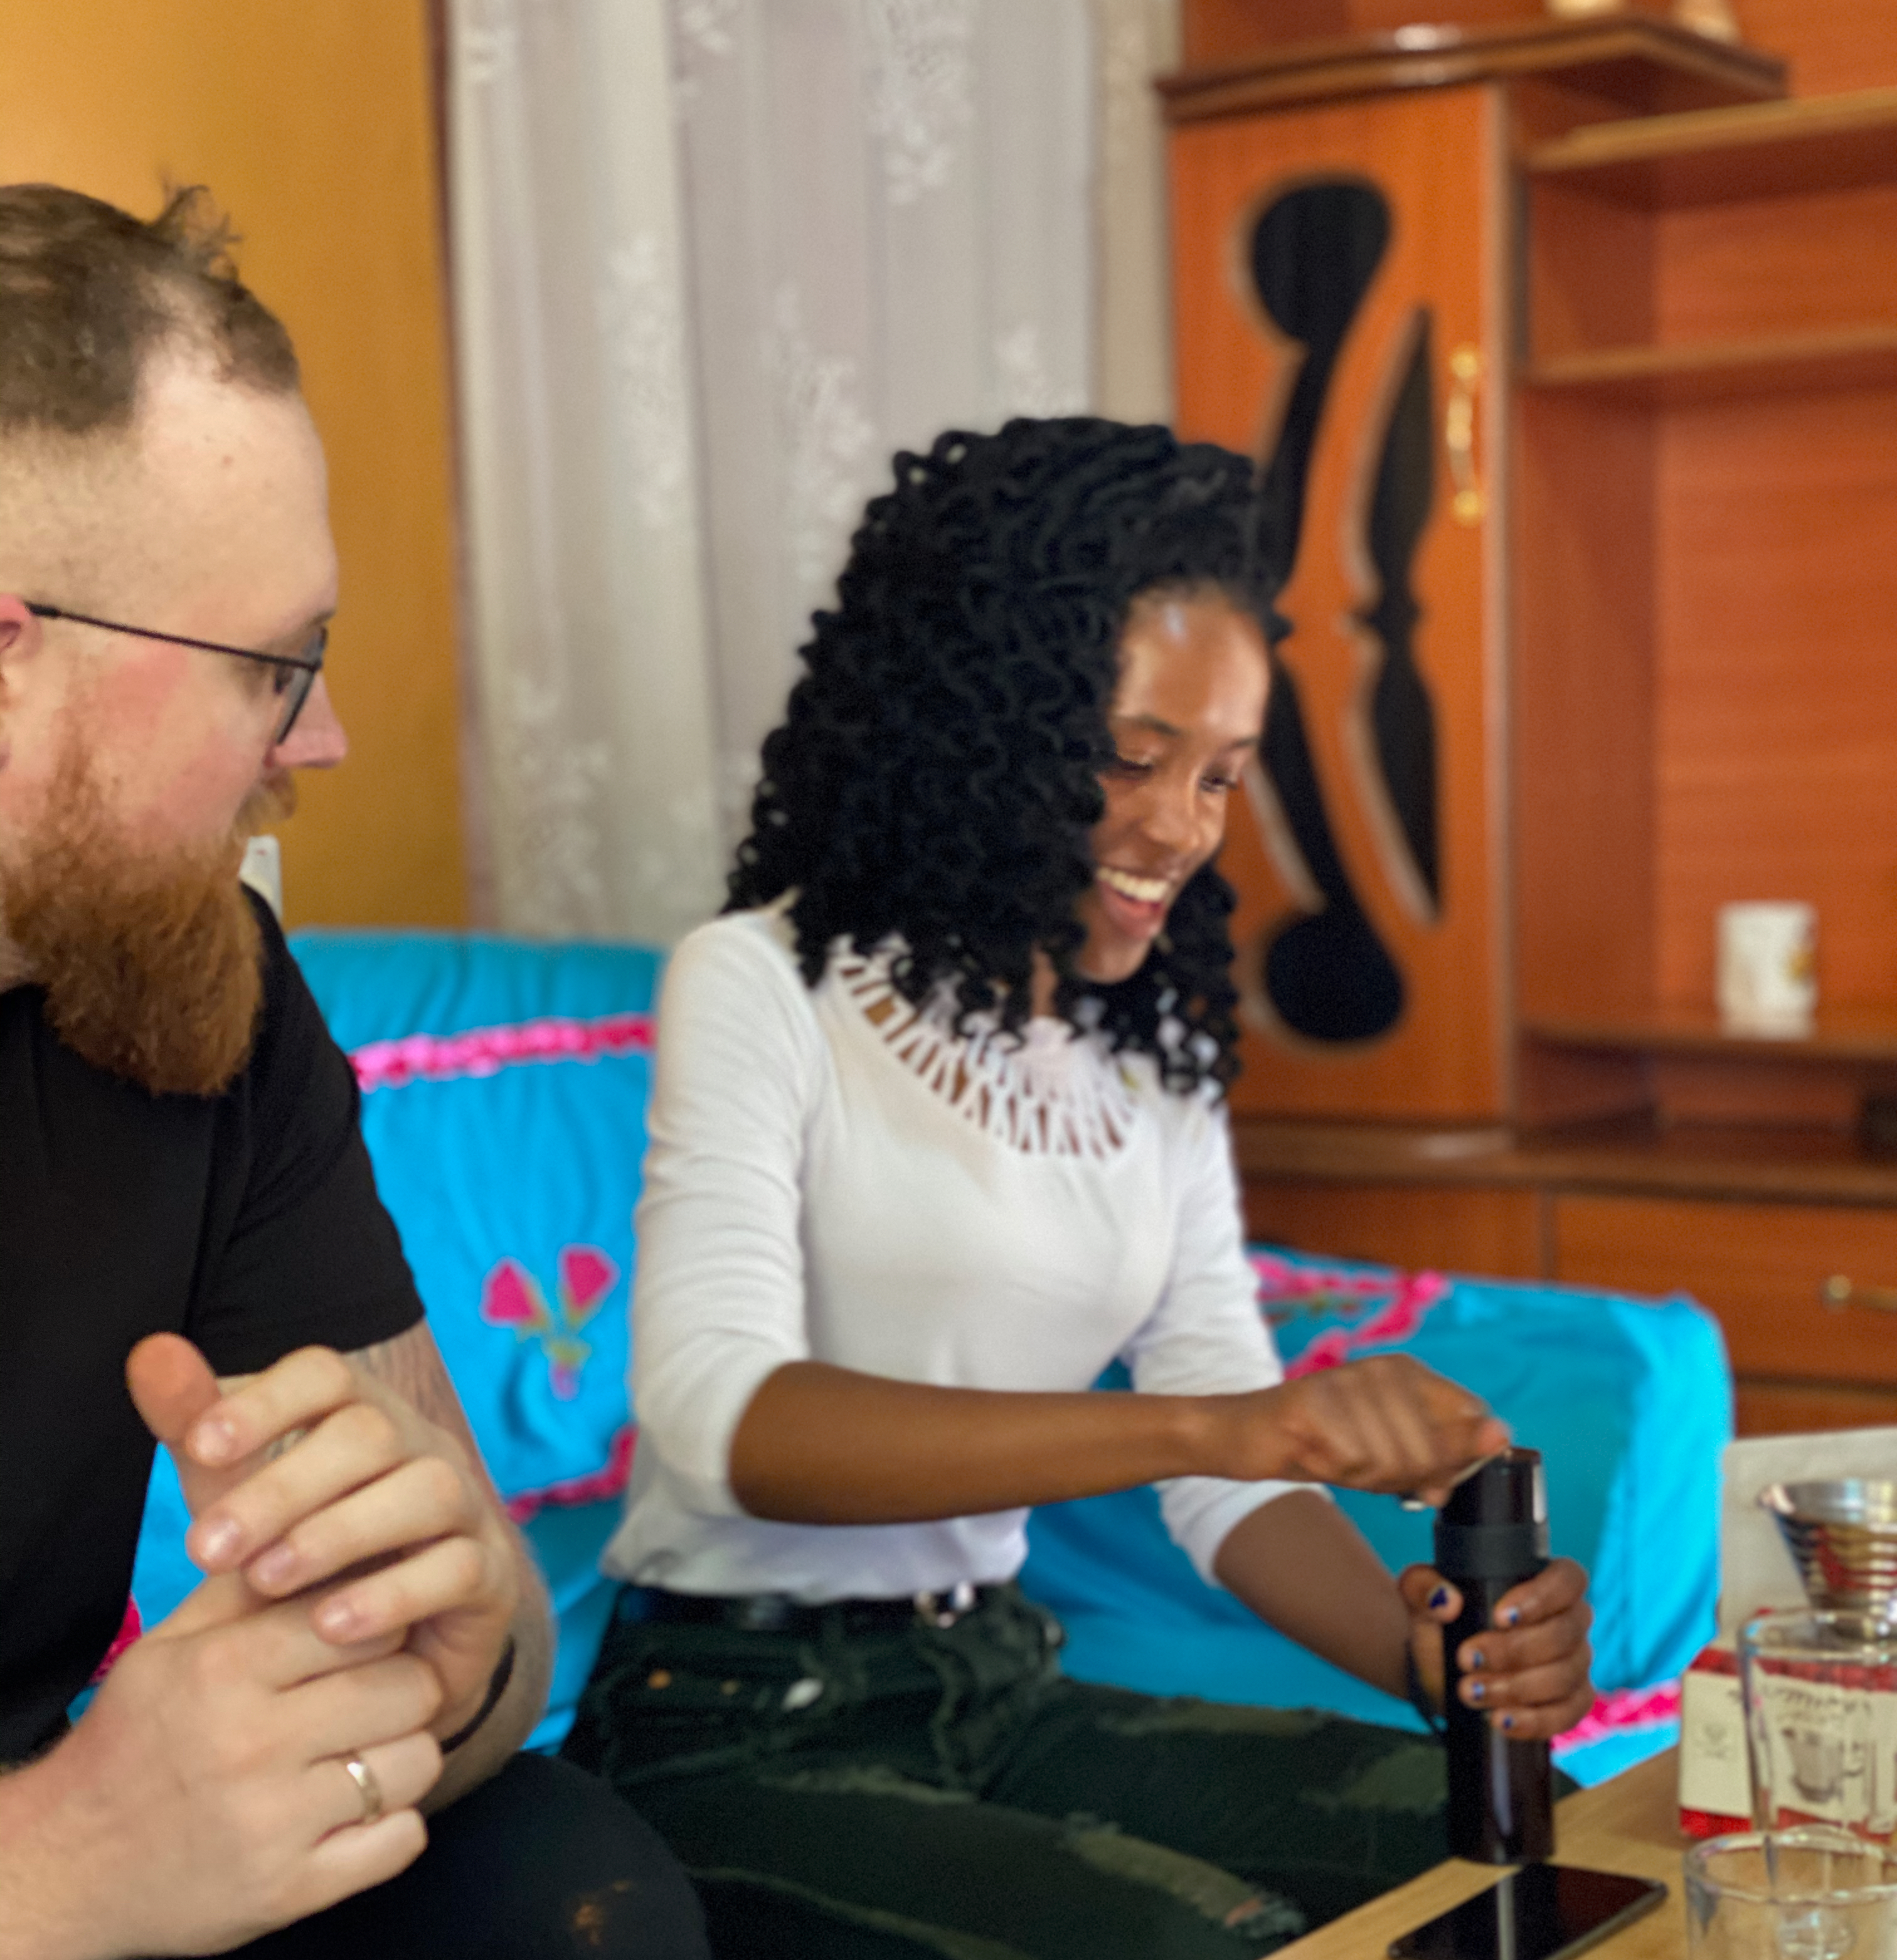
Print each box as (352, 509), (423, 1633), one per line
(1736, 1379), (1897, 1435)
(1172, 87), (1507, 1121)
(1655, 383), (1897, 1009)
(1169, 14), (1780, 117)
(1182, 0), (1897, 99)
(1242, 1180), (1543, 1277)
(1511, 390), (1657, 1038)
(1655, 183), (1897, 347)
(1526, 90), (1897, 208)
(1552, 1192), (1897, 1384)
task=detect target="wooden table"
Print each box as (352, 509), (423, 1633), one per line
(1279, 1749), (1690, 1957)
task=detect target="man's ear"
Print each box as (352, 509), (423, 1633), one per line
(0, 594), (42, 684)
(0, 596), (45, 734)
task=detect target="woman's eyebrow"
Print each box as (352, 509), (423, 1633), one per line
(1115, 713), (1260, 747)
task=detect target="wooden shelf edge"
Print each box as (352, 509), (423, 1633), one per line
(1525, 1008), (1897, 1063)
(1233, 1116), (1897, 1205)
(1522, 328), (1897, 402)
(1160, 14), (1782, 124)
(1524, 85), (1897, 179)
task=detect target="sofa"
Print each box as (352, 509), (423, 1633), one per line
(120, 931), (1732, 1786)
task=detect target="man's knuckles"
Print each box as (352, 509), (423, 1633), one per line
(253, 1451), (473, 1591)
(205, 1346), (366, 1460)
(329, 1530), (499, 1637)
(408, 1447), (477, 1523)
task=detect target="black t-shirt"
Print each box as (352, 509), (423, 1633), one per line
(0, 897), (423, 1759)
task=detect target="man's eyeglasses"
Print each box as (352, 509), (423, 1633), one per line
(26, 602), (327, 745)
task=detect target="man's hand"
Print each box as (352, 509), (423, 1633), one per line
(1400, 1558), (1596, 1742)
(7, 1575), (440, 1960)
(127, 1333), (520, 1745)
(1214, 1355), (1511, 1503)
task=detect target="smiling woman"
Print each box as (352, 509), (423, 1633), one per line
(560, 418), (1596, 1959)
(1073, 591), (1268, 994)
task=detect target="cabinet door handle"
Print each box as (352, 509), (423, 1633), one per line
(1821, 1274), (1897, 1314)
(1445, 344), (1484, 526)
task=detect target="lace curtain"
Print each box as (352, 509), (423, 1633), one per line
(450, 0), (1175, 942)
(449, 0), (724, 942)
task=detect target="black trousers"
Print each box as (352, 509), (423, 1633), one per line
(228, 1752), (709, 1959)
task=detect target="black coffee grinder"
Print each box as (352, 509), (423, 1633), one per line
(1434, 1447), (1555, 1863)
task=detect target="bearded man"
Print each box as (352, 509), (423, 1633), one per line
(0, 186), (706, 1958)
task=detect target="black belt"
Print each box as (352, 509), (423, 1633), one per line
(631, 1582), (995, 1637)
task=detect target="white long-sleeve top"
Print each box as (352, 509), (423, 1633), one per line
(604, 906), (1319, 1602)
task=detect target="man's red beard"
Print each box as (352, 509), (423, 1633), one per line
(0, 739), (296, 1097)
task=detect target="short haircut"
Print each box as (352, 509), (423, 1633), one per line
(0, 184), (297, 439)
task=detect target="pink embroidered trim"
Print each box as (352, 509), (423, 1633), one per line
(90, 1597), (143, 1683)
(1556, 1683), (1682, 1750)
(349, 1014), (654, 1094)
(505, 1425), (638, 1525)
(1250, 1254), (1450, 1378)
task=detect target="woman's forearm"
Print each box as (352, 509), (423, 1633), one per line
(726, 1355), (1505, 1527)
(1212, 1490), (1412, 1700)
(728, 1361), (1223, 1523)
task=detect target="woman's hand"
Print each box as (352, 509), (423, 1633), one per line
(1400, 1558), (1595, 1742)
(1212, 1355), (1510, 1503)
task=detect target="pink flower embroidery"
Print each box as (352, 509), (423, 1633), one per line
(481, 1245), (621, 1398)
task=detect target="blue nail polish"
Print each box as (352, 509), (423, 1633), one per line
(1428, 1586), (1450, 1612)
(1467, 1679), (1485, 1703)
(1499, 1606), (1521, 1629)
(1465, 1648), (1485, 1671)
(1500, 1714), (1515, 1732)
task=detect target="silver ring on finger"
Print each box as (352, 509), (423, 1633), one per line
(341, 1754), (385, 1825)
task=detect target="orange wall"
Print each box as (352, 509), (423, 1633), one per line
(0, 1), (467, 928)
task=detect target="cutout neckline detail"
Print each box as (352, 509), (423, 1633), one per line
(834, 950), (1135, 1160)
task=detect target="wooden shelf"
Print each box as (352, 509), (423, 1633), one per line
(1235, 1114), (1897, 1206)
(1161, 14), (1782, 124)
(1524, 88), (1897, 206)
(1526, 1004), (1897, 1063)
(1521, 326), (1897, 402)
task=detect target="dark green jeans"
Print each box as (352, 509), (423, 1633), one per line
(561, 1585), (1450, 1959)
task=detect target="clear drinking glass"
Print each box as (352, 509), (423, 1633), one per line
(1684, 1830), (1897, 1960)
(1740, 1610), (1897, 1841)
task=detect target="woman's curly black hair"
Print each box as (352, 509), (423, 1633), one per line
(728, 416), (1268, 1095)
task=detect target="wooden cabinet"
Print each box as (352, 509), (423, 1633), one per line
(1165, 19), (1784, 1129)
(1166, 18), (1897, 1433)
(1171, 82), (1505, 1121)
(1552, 1193), (1897, 1424)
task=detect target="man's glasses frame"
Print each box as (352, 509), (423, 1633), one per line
(25, 602), (327, 745)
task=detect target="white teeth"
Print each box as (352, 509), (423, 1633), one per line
(1098, 867), (1169, 905)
